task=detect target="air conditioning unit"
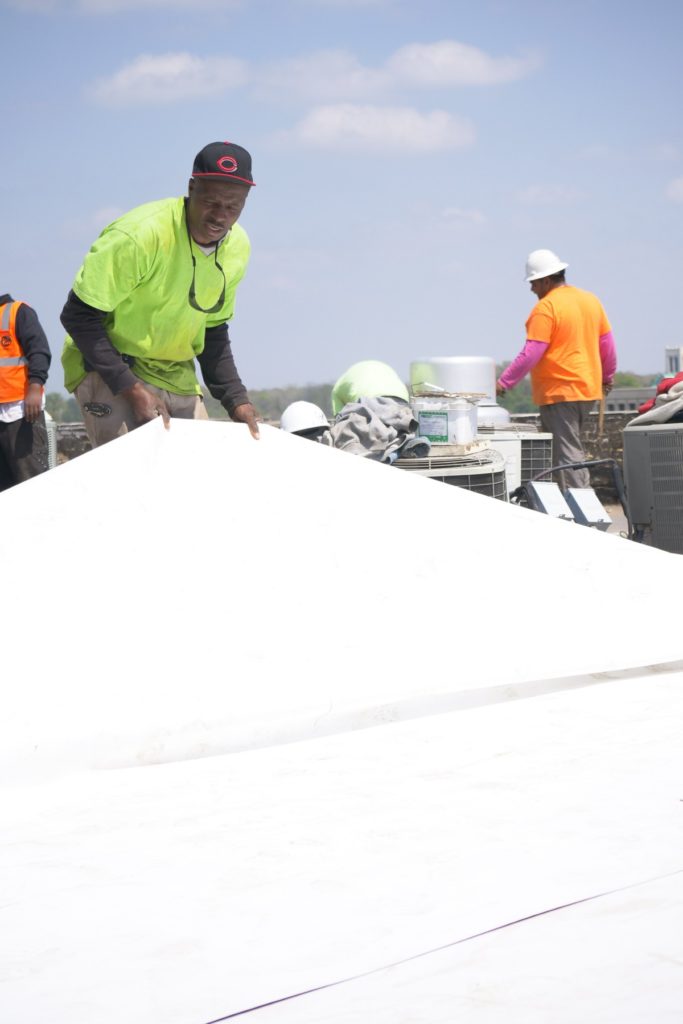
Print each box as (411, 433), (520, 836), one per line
(474, 430), (553, 492)
(44, 410), (58, 470)
(623, 422), (683, 554)
(394, 447), (508, 501)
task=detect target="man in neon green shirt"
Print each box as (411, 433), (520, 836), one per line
(61, 141), (260, 445)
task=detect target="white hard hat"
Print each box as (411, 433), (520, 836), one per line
(280, 401), (329, 434)
(524, 249), (569, 282)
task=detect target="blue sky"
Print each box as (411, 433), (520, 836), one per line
(3, 0), (683, 393)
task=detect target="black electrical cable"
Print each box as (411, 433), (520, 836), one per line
(510, 457), (634, 539)
(200, 867), (683, 1023)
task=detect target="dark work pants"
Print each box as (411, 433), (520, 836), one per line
(0, 413), (49, 492)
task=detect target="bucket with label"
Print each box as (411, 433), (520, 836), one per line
(412, 393), (478, 445)
(412, 397), (449, 443)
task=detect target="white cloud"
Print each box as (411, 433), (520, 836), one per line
(90, 53), (248, 105)
(576, 143), (616, 161)
(650, 143), (679, 162)
(517, 184), (583, 206)
(4, 0), (238, 9)
(297, 0), (389, 5)
(81, 0), (238, 9)
(0, 0), (53, 8)
(441, 207), (486, 225)
(255, 50), (389, 102)
(387, 40), (541, 87)
(258, 41), (539, 102)
(665, 176), (683, 202)
(90, 206), (125, 229)
(283, 103), (475, 151)
(86, 37), (541, 110)
(578, 142), (680, 164)
(61, 206), (125, 240)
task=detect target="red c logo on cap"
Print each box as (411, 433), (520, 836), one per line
(217, 156), (238, 174)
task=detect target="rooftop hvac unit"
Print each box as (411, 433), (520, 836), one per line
(623, 422), (683, 554)
(44, 411), (58, 470)
(474, 431), (553, 492)
(394, 447), (508, 501)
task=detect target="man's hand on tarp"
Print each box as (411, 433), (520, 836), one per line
(232, 402), (261, 440)
(123, 381), (171, 429)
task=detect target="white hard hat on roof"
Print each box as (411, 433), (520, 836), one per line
(524, 249), (569, 282)
(280, 401), (329, 434)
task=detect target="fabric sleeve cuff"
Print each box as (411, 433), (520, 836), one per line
(108, 366), (139, 395)
(223, 393), (250, 415)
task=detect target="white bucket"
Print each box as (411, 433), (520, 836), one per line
(449, 399), (476, 444)
(413, 398), (449, 443)
(410, 356), (511, 428)
(413, 397), (477, 444)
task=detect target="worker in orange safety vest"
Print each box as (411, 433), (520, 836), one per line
(0, 294), (52, 492)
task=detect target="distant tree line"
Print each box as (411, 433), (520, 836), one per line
(494, 367), (658, 415)
(46, 393), (82, 422)
(203, 383), (334, 422)
(46, 384), (335, 423)
(44, 371), (658, 423)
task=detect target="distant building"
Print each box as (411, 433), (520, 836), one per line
(604, 347), (683, 414)
(665, 346), (683, 376)
(605, 387), (655, 414)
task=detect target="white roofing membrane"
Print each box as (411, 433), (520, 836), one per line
(1, 420), (682, 1022)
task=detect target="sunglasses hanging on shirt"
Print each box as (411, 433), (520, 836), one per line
(185, 200), (226, 314)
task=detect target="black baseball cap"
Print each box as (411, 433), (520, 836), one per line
(192, 141), (255, 187)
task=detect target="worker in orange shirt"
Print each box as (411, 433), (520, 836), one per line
(496, 250), (617, 489)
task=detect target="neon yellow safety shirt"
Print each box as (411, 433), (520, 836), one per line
(62, 197), (250, 395)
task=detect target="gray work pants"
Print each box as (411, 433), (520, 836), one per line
(539, 400), (596, 490)
(75, 372), (209, 448)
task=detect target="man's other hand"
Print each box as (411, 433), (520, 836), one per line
(123, 381), (170, 429)
(232, 402), (261, 440)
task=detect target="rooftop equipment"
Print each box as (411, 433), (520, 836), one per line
(410, 356), (511, 429)
(511, 458), (631, 535)
(44, 410), (58, 470)
(524, 481), (575, 521)
(623, 422), (683, 553)
(410, 386), (480, 446)
(564, 488), (612, 530)
(394, 446), (508, 501)
(475, 428), (553, 493)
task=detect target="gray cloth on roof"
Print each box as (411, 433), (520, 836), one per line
(329, 396), (422, 463)
(627, 380), (683, 426)
(399, 435), (432, 459)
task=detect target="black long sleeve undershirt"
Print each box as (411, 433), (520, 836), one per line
(60, 290), (137, 394)
(196, 322), (249, 414)
(60, 290), (249, 412)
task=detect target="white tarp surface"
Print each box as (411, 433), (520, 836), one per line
(1, 420), (681, 1021)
